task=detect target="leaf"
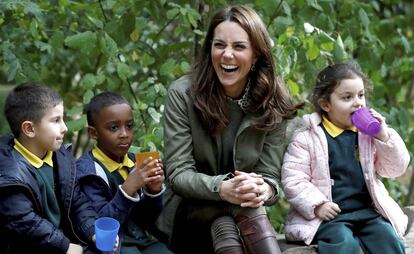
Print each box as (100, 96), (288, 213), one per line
(159, 59), (175, 76)
(129, 145), (141, 154)
(130, 30), (140, 42)
(83, 89), (94, 104)
(400, 35), (411, 54)
(194, 29), (204, 36)
(138, 100), (148, 110)
(135, 17), (146, 32)
(343, 36), (354, 52)
(58, 0), (70, 7)
(50, 31), (64, 51)
(320, 42), (334, 52)
(274, 16), (294, 27)
(154, 83), (167, 96)
(148, 107), (162, 123)
(132, 51), (139, 61)
(142, 53), (155, 66)
(64, 31), (97, 55)
(358, 9), (370, 29)
(306, 43), (320, 60)
(398, 111), (409, 129)
(306, 0), (323, 11)
(95, 73), (106, 84)
(186, 8), (200, 28)
(2, 44), (21, 81)
(380, 64), (387, 78)
(30, 20), (39, 38)
(34, 41), (52, 53)
(333, 35), (347, 61)
(281, 1), (292, 17)
(66, 115), (87, 132)
(23, 2), (42, 18)
(117, 62), (130, 80)
(166, 8), (180, 19)
(81, 73), (97, 89)
(149, 141), (158, 152)
(100, 32), (118, 58)
(66, 106), (83, 117)
(180, 61), (190, 73)
(287, 79), (299, 96)
(86, 15), (103, 29)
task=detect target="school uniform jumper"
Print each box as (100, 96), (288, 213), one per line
(0, 135), (97, 254)
(76, 149), (172, 254)
(312, 122), (405, 253)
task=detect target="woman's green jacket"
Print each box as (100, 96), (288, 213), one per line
(156, 75), (288, 239)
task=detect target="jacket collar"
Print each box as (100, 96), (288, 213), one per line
(303, 112), (322, 130)
(237, 110), (283, 136)
(0, 135), (43, 211)
(0, 134), (75, 215)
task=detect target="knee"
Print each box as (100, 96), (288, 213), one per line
(317, 228), (359, 252)
(211, 216), (243, 252)
(340, 232), (359, 248)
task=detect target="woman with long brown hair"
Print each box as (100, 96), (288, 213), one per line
(157, 5), (301, 254)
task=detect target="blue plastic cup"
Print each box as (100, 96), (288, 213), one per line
(95, 217), (120, 252)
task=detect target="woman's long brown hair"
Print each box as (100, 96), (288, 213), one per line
(191, 6), (300, 135)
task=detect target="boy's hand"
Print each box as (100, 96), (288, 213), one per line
(315, 201), (341, 221)
(121, 157), (161, 196)
(146, 160), (165, 194)
(92, 234), (119, 254)
(67, 243), (83, 254)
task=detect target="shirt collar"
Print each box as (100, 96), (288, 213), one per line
(14, 139), (53, 168)
(92, 145), (134, 173)
(322, 116), (357, 138)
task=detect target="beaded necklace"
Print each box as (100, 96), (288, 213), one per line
(225, 80), (251, 112)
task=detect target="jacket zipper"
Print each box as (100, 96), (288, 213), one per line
(67, 173), (87, 245)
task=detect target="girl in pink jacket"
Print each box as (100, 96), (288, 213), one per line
(282, 63), (409, 254)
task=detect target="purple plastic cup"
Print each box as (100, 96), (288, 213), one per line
(95, 217), (119, 251)
(351, 107), (381, 136)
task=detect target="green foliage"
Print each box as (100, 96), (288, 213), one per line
(1, 0), (413, 229)
(0, 85), (13, 134)
(267, 196), (290, 233)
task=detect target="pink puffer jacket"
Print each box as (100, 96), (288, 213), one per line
(282, 113), (410, 245)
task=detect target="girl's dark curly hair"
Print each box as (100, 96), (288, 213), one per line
(311, 62), (372, 115)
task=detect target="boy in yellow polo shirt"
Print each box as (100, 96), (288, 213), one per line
(0, 83), (97, 254)
(76, 92), (171, 254)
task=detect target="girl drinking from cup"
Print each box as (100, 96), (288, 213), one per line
(282, 62), (409, 253)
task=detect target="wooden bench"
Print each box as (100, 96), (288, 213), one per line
(278, 206), (414, 254)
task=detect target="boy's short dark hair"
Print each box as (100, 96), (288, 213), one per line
(86, 92), (130, 126)
(4, 83), (63, 137)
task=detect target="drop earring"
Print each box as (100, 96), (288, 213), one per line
(250, 64), (256, 71)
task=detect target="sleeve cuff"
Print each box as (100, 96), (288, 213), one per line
(118, 185), (143, 202)
(263, 179), (280, 206)
(143, 183), (166, 197)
